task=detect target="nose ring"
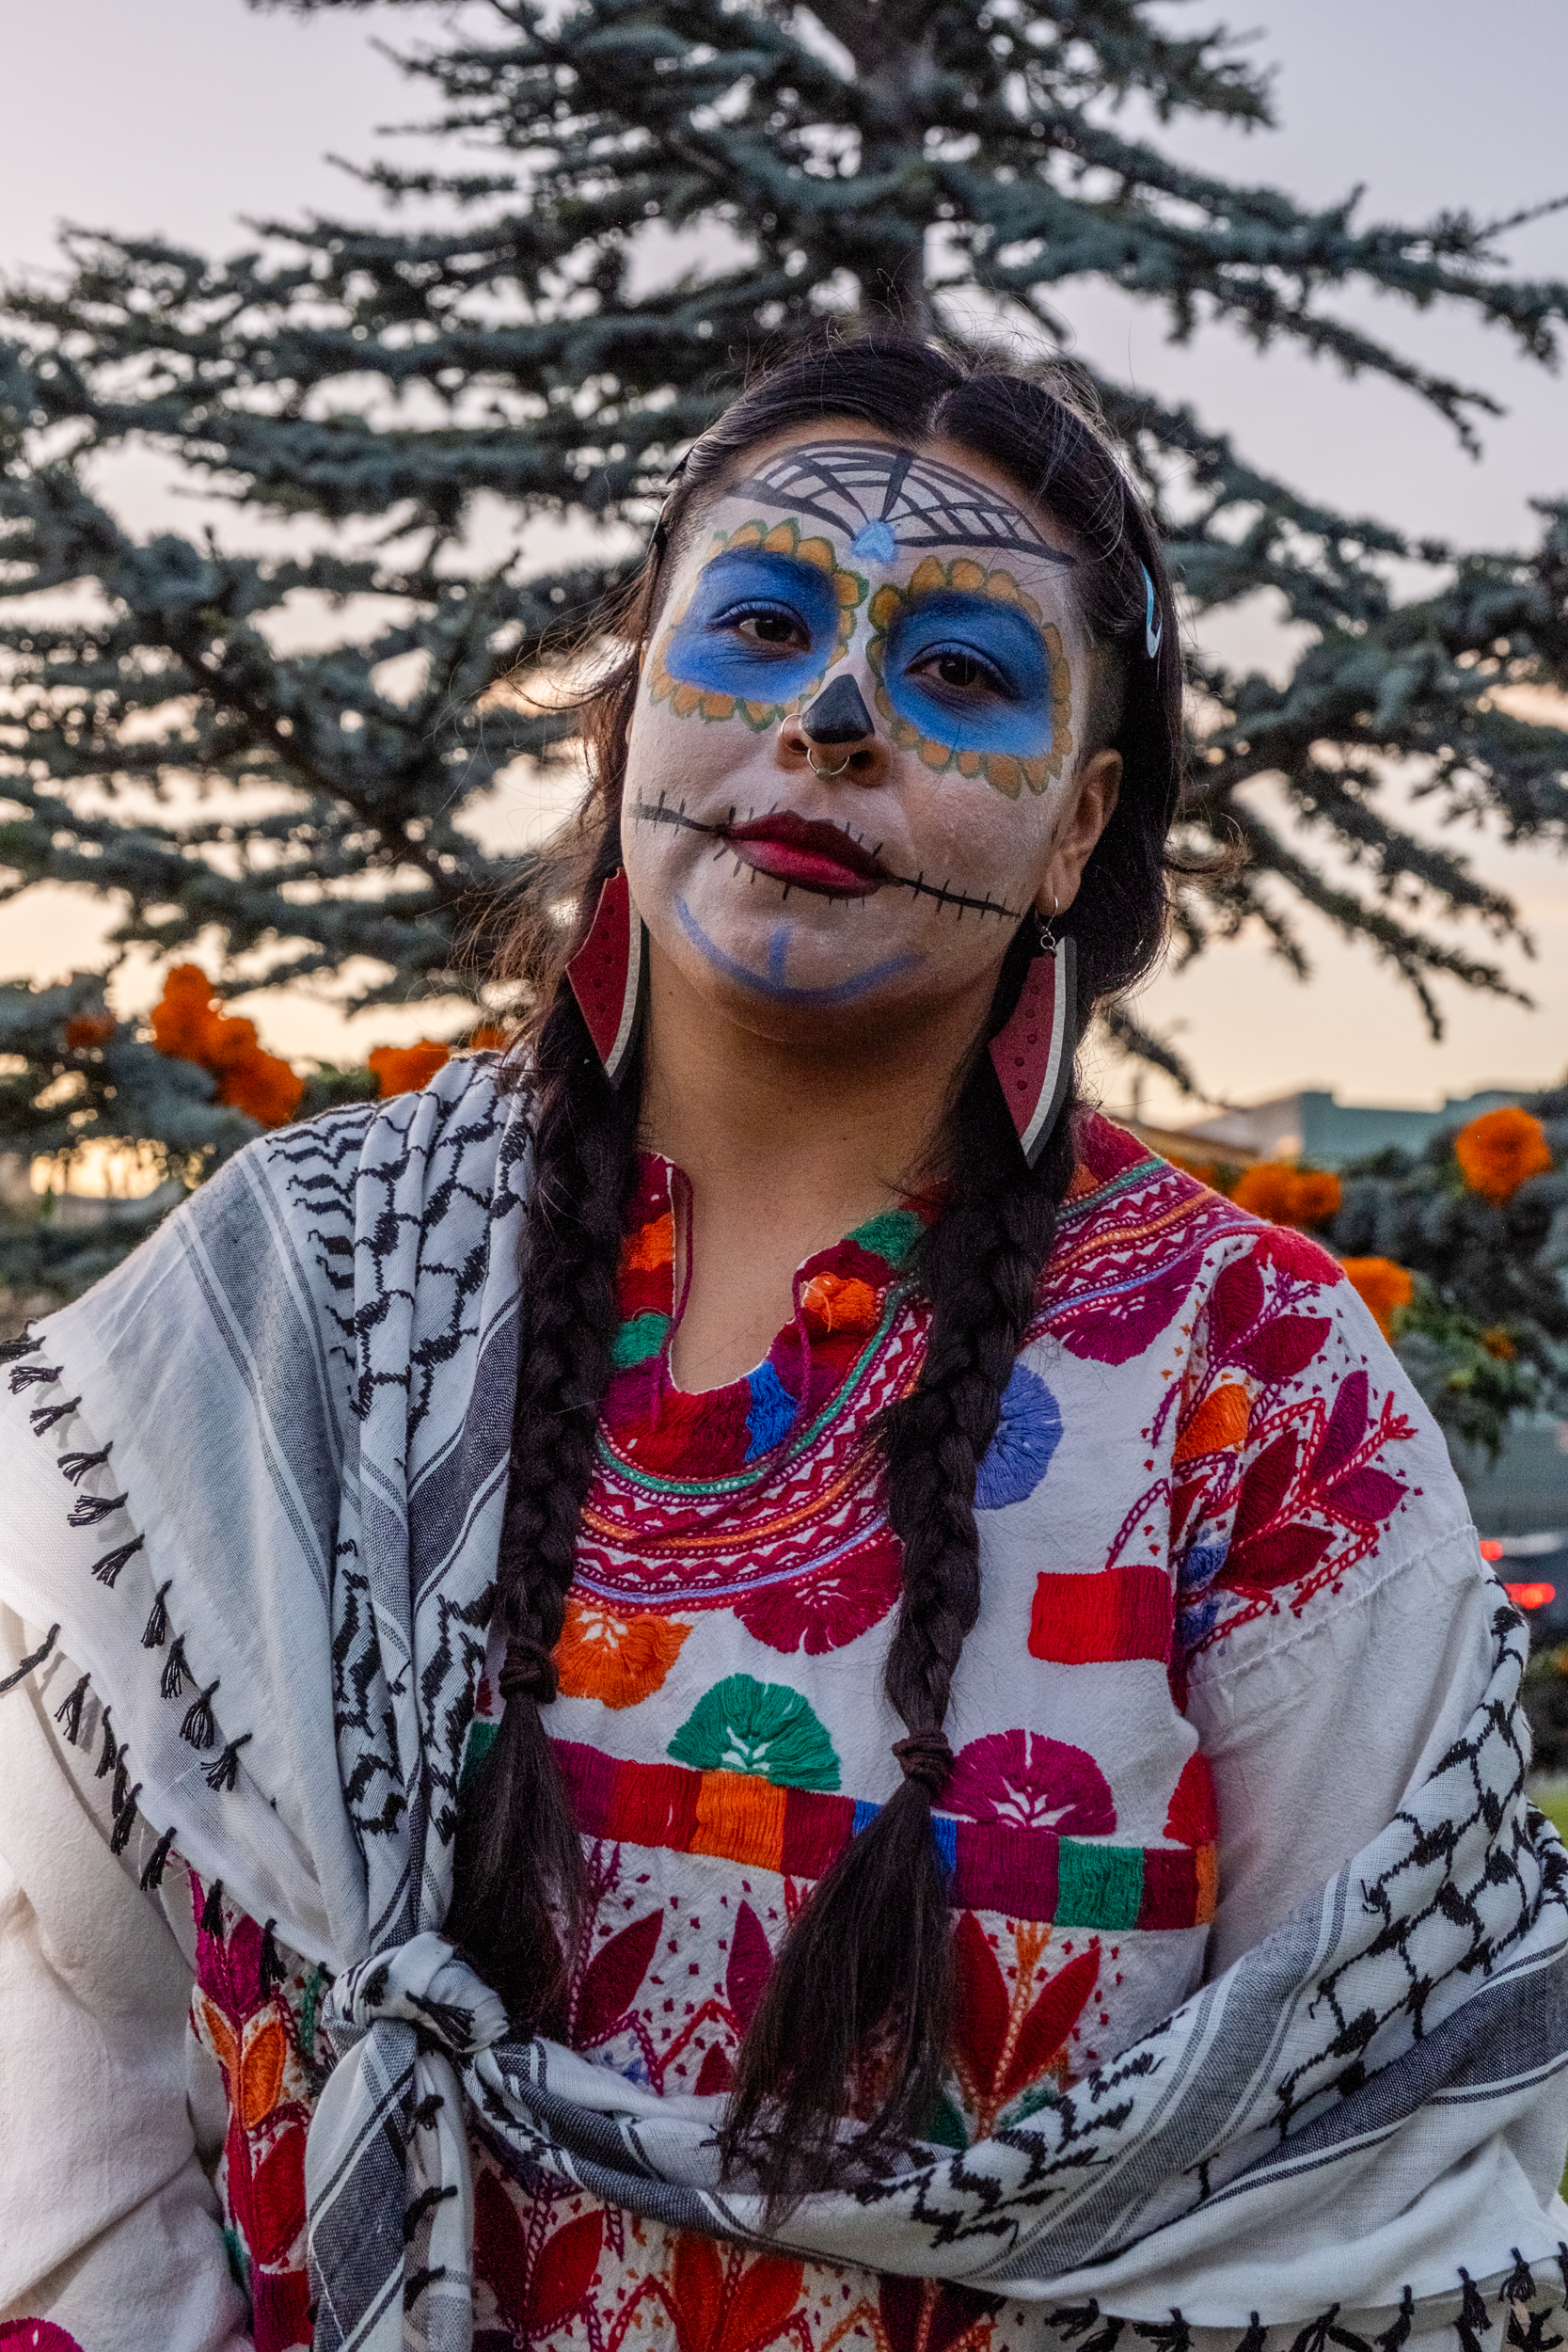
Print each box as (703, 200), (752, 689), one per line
(806, 746), (854, 779)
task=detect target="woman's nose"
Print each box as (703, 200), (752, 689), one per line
(777, 674), (889, 784)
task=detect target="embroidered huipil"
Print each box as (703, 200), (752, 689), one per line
(165, 1112), (1456, 2352)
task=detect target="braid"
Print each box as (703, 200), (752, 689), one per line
(721, 1042), (1077, 2200)
(448, 970), (641, 2028)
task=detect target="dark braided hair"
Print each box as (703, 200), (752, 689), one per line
(449, 334), (1185, 2186)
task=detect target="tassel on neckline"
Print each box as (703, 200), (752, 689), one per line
(142, 1581), (172, 1650)
(68, 1487), (130, 1530)
(90, 1535), (145, 1588)
(204, 1733), (253, 1793)
(139, 1825), (177, 1892)
(181, 1679), (220, 1751)
(54, 1672), (89, 1746)
(59, 1439), (113, 1484)
(31, 1395), (82, 1436)
(0, 1622), (59, 1695)
(109, 1786), (142, 1857)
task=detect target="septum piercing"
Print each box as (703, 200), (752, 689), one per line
(806, 747), (855, 779)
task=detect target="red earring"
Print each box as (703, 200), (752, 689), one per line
(566, 869), (647, 1087)
(990, 930), (1077, 1168)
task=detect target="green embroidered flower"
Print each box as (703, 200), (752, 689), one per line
(668, 1674), (841, 1789)
(611, 1310), (672, 1369)
(847, 1207), (925, 1267)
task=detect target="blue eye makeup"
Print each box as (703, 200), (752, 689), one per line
(882, 591), (1054, 758)
(662, 549), (841, 704)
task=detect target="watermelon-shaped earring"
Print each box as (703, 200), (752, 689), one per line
(566, 869), (648, 1088)
(989, 929), (1077, 1168)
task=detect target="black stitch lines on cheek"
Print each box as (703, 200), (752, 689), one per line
(628, 794), (1028, 923)
(726, 441), (1075, 567)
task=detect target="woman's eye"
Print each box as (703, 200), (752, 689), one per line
(911, 645), (1009, 695)
(736, 612), (802, 646)
(711, 602), (812, 653)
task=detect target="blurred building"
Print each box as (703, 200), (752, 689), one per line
(1176, 1085), (1530, 1168)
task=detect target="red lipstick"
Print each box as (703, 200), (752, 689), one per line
(723, 811), (886, 898)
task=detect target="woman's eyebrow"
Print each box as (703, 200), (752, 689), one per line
(724, 440), (1074, 567)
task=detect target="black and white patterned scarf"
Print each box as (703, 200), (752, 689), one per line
(3, 1058), (1567, 2352)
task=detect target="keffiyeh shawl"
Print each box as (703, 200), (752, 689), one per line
(2, 1058), (1566, 2352)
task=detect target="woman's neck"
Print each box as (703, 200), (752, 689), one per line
(637, 946), (993, 1391)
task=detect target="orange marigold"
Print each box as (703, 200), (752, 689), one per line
(368, 1041), (451, 1098)
(1232, 1161), (1340, 1230)
(1164, 1151), (1221, 1188)
(149, 963), (303, 1127)
(1340, 1256), (1415, 1341)
(64, 1009), (116, 1051)
(150, 963), (224, 1062)
(1453, 1106), (1552, 1205)
(1481, 1326), (1518, 1362)
(468, 1023), (510, 1051)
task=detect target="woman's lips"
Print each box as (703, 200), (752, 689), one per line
(722, 812), (886, 898)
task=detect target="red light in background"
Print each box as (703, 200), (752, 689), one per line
(1505, 1581), (1556, 1612)
(1480, 1539), (1505, 1561)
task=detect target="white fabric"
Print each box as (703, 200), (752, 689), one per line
(0, 1604), (247, 2347)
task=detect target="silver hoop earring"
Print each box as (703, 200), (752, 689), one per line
(806, 747), (854, 779)
(1036, 891), (1059, 953)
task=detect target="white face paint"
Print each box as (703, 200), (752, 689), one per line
(620, 425), (1100, 1035)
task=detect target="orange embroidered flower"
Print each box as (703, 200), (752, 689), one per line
(621, 1211), (675, 1276)
(149, 963), (304, 1127)
(1340, 1256), (1415, 1340)
(799, 1271), (879, 1337)
(1173, 1380), (1250, 1465)
(64, 1009), (116, 1051)
(1231, 1162), (1341, 1229)
(554, 1595), (689, 1709)
(1454, 1106), (1552, 1205)
(367, 1041), (451, 1097)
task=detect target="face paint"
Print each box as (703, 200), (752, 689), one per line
(673, 895), (925, 1006)
(866, 558), (1073, 797)
(648, 519), (866, 731)
(728, 440), (1075, 567)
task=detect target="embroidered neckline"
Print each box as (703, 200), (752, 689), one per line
(599, 1152), (932, 1485)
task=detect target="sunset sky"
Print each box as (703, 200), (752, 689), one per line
(3, 0), (1565, 1125)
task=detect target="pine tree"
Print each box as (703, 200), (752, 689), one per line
(3, 0), (1567, 1301)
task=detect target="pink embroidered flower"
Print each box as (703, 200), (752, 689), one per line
(945, 1730), (1116, 1835)
(732, 1534), (903, 1655)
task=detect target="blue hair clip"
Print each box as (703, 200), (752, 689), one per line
(1141, 564), (1163, 660)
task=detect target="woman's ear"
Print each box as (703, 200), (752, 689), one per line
(1037, 748), (1123, 918)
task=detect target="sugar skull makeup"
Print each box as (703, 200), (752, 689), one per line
(623, 429), (1111, 1026)
(646, 442), (1076, 793)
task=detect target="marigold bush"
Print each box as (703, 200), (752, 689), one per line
(1230, 1162), (1342, 1229)
(1453, 1106), (1553, 1205)
(149, 964), (305, 1128)
(1340, 1256), (1417, 1340)
(368, 1041), (451, 1098)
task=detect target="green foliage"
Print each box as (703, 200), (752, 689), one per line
(1328, 1079), (1568, 1452)
(1, 0), (1567, 1312)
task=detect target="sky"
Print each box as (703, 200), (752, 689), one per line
(1, 0), (1565, 1123)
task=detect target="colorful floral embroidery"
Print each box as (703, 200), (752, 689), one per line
(974, 1363), (1061, 1509)
(555, 1594), (690, 1709)
(668, 1676), (841, 1789)
(188, 1876), (325, 2351)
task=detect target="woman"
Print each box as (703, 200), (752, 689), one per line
(1, 339), (1564, 2352)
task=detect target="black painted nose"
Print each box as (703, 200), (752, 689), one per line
(800, 675), (874, 745)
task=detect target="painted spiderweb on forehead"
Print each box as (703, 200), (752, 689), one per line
(727, 440), (1072, 567)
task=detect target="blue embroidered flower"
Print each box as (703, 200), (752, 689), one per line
(974, 1363), (1062, 1510)
(744, 1359), (797, 1460)
(1176, 1539), (1228, 1648)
